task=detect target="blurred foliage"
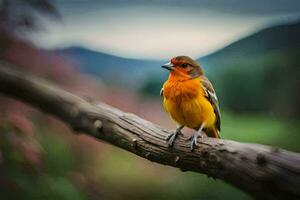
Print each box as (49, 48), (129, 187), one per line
(212, 48), (300, 118)
(0, 119), (88, 200)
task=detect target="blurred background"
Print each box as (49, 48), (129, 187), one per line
(0, 0), (300, 199)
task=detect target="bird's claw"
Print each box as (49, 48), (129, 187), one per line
(166, 129), (182, 147)
(190, 132), (203, 151)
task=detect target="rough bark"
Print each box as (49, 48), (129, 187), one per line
(0, 62), (299, 200)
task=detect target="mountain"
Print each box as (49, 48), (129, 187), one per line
(197, 20), (300, 117)
(57, 20), (300, 88)
(57, 47), (164, 88)
(199, 20), (300, 73)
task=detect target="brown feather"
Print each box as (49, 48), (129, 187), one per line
(200, 75), (221, 132)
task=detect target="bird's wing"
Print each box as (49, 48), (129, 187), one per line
(200, 76), (221, 131)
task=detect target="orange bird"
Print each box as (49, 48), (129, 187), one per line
(161, 56), (221, 150)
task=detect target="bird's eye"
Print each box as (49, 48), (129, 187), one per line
(182, 63), (188, 68)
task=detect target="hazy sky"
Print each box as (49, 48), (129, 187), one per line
(32, 0), (300, 59)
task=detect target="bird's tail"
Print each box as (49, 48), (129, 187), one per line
(204, 126), (220, 138)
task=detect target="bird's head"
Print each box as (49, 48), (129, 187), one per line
(162, 56), (203, 80)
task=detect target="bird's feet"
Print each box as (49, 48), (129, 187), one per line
(166, 126), (183, 147)
(190, 132), (203, 151)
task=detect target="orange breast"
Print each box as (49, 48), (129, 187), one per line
(163, 77), (216, 130)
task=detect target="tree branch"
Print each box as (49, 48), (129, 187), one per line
(0, 62), (299, 200)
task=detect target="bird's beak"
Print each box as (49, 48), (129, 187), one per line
(161, 62), (175, 71)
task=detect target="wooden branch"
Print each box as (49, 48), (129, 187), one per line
(0, 62), (299, 200)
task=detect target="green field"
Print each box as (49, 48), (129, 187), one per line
(221, 112), (300, 152)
